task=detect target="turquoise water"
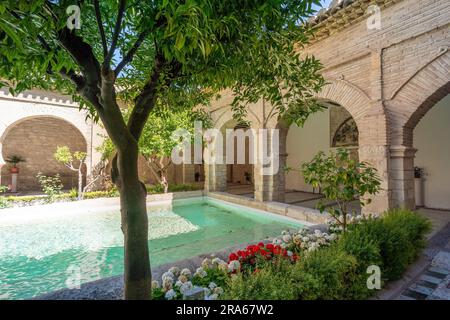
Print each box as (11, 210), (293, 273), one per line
(0, 197), (303, 300)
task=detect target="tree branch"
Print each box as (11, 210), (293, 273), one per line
(114, 28), (151, 77)
(94, 0), (108, 58)
(104, 0), (126, 66)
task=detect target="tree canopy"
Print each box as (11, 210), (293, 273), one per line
(0, 0), (324, 126)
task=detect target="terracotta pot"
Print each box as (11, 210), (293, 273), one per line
(10, 167), (19, 174)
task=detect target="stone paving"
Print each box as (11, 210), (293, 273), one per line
(395, 220), (450, 300)
(226, 184), (361, 214)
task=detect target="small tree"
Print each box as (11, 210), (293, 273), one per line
(100, 108), (212, 193)
(36, 172), (63, 203)
(302, 149), (381, 232)
(54, 146), (86, 200)
(1, 0), (325, 299)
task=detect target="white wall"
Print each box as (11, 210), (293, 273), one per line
(285, 109), (330, 192)
(414, 94), (450, 210)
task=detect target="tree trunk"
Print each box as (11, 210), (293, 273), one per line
(78, 169), (83, 200)
(161, 173), (169, 194)
(116, 144), (151, 300)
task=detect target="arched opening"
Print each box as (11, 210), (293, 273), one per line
(0, 116), (87, 193)
(280, 101), (360, 212)
(413, 93), (450, 210)
(220, 119), (255, 198)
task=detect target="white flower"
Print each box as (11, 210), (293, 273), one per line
(282, 234), (292, 243)
(162, 271), (174, 281)
(314, 230), (323, 237)
(287, 250), (293, 257)
(178, 274), (188, 283)
(209, 282), (218, 290)
(281, 230), (289, 235)
(205, 293), (218, 300)
(162, 277), (173, 291)
(175, 280), (183, 287)
(180, 281), (193, 295)
(202, 258), (212, 268)
(272, 238), (283, 245)
(168, 267), (180, 277)
(203, 288), (211, 297)
(195, 267), (207, 278)
(165, 289), (177, 300)
(180, 268), (192, 278)
(212, 257), (225, 266)
(218, 262), (228, 272)
(213, 287), (224, 295)
(151, 280), (160, 289)
(228, 260), (241, 272)
(302, 236), (310, 242)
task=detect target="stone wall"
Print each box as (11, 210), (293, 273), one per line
(205, 0), (450, 213)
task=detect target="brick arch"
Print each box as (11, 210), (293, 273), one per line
(388, 49), (450, 146)
(0, 116), (88, 191)
(213, 106), (261, 131)
(314, 79), (372, 126)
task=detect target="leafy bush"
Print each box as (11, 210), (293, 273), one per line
(83, 188), (119, 199)
(296, 246), (363, 299)
(341, 209), (430, 280)
(0, 185), (8, 194)
(146, 183), (201, 194)
(223, 259), (299, 300)
(0, 196), (10, 209)
(36, 173), (63, 203)
(223, 209), (430, 300)
(302, 149), (381, 231)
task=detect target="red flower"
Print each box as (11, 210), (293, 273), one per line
(229, 253), (238, 261)
(266, 243), (274, 251)
(258, 242), (264, 247)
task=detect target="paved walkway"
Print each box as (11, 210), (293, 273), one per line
(376, 208), (450, 300)
(226, 184), (361, 213)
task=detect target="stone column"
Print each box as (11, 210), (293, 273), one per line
(182, 163), (195, 184)
(358, 145), (391, 215)
(204, 163), (227, 192)
(389, 145), (417, 210)
(253, 128), (282, 202)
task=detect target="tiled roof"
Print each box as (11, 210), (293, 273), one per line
(307, 0), (395, 42)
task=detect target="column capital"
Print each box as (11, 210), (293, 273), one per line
(390, 145), (417, 158)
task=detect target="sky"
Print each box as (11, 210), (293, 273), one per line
(316, 0), (332, 10)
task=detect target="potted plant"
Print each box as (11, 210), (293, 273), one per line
(5, 155), (26, 174)
(414, 166), (424, 207)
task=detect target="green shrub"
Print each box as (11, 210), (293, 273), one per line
(36, 173), (63, 203)
(223, 209), (430, 300)
(0, 196), (10, 209)
(83, 188), (119, 199)
(296, 246), (363, 300)
(0, 185), (8, 194)
(146, 183), (201, 194)
(341, 209), (430, 281)
(223, 259), (299, 300)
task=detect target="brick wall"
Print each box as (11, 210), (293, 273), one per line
(1, 116), (87, 191)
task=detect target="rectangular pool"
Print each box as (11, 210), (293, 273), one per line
(0, 197), (305, 299)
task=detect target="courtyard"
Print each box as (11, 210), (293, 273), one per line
(0, 0), (449, 303)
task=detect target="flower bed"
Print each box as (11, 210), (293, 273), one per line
(152, 209), (431, 300)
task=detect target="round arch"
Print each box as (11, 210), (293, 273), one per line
(0, 116), (88, 191)
(388, 50), (450, 146)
